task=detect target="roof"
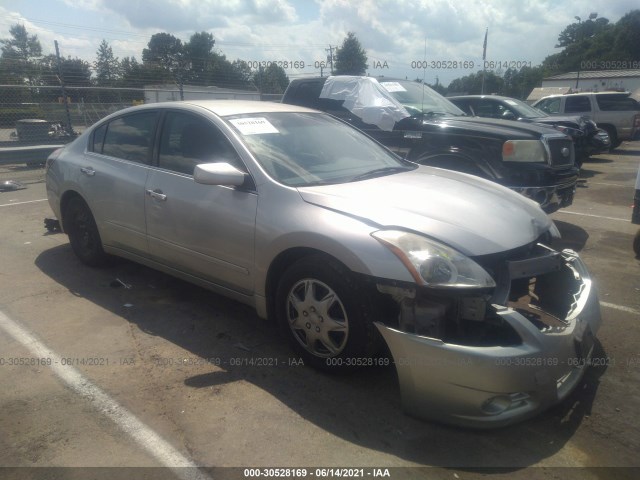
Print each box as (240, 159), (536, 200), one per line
(526, 87), (573, 103)
(183, 100), (316, 116)
(544, 69), (640, 80)
(448, 95), (513, 100)
(144, 83), (259, 93)
(94, 100), (318, 124)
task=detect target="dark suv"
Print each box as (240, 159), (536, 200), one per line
(282, 76), (578, 213)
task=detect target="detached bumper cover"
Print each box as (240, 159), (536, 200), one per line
(376, 250), (601, 428)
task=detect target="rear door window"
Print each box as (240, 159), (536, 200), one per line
(565, 96), (591, 113)
(101, 112), (158, 164)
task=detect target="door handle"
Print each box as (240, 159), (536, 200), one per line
(146, 189), (167, 201)
(80, 167), (95, 176)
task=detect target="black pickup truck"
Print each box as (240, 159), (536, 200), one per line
(282, 76), (578, 213)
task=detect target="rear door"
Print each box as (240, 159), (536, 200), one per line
(144, 109), (258, 294)
(81, 110), (158, 256)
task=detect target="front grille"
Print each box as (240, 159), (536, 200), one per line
(545, 135), (575, 168)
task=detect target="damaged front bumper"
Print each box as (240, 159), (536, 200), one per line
(375, 249), (601, 429)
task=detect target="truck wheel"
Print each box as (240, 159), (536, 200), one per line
(275, 254), (379, 371)
(64, 197), (108, 267)
(602, 126), (621, 151)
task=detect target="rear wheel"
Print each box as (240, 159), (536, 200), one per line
(64, 197), (108, 267)
(275, 254), (380, 371)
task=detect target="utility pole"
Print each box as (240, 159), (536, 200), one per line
(54, 40), (75, 135)
(481, 28), (488, 95)
(326, 45), (336, 75)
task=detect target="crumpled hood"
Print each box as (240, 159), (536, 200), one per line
(297, 166), (552, 256)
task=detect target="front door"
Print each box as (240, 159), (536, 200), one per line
(144, 110), (258, 294)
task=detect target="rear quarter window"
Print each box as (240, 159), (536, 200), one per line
(596, 94), (640, 111)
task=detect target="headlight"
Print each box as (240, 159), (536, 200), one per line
(372, 230), (496, 288)
(502, 140), (547, 163)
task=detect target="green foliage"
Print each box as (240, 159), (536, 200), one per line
(142, 32), (189, 86)
(0, 24), (43, 85)
(252, 63), (289, 94)
(186, 31), (215, 84)
(444, 9), (639, 98)
(447, 71), (504, 95)
(543, 11), (639, 72)
(94, 40), (120, 86)
(334, 32), (368, 75)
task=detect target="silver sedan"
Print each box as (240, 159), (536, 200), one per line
(45, 100), (601, 428)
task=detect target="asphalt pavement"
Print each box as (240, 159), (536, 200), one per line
(0, 143), (639, 480)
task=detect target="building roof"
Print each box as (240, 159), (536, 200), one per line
(544, 69), (640, 81)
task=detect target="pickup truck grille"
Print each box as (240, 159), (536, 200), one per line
(545, 136), (575, 168)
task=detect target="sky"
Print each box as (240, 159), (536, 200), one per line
(0, 0), (638, 86)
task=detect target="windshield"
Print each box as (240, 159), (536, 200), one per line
(225, 112), (416, 187)
(505, 98), (549, 118)
(379, 80), (466, 116)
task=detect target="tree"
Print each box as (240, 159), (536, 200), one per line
(447, 71), (504, 95)
(142, 32), (189, 91)
(94, 39), (120, 86)
(556, 17), (610, 48)
(252, 63), (289, 94)
(0, 24), (43, 85)
(612, 10), (640, 60)
(334, 32), (367, 75)
(185, 31), (215, 84)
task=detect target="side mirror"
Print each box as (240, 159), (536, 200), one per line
(194, 162), (246, 186)
(501, 110), (516, 120)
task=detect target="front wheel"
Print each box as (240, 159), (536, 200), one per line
(64, 197), (108, 267)
(275, 254), (380, 371)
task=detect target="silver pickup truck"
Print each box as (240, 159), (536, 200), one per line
(533, 92), (640, 150)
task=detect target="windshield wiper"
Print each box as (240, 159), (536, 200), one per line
(350, 166), (414, 182)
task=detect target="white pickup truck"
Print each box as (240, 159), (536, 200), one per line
(533, 92), (640, 150)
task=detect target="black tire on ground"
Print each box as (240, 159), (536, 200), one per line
(64, 197), (108, 267)
(634, 229), (640, 258)
(602, 126), (621, 151)
(275, 254), (380, 371)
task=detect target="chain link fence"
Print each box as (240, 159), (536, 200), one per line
(0, 84), (277, 146)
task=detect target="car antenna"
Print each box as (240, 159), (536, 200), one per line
(421, 37), (427, 115)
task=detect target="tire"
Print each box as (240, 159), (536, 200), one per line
(601, 126), (621, 151)
(64, 197), (108, 267)
(634, 229), (640, 258)
(275, 254), (380, 371)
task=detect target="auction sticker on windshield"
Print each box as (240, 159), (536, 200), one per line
(380, 82), (406, 92)
(229, 117), (279, 135)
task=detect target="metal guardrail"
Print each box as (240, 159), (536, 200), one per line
(0, 144), (63, 166)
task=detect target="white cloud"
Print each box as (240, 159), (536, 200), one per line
(1, 0), (637, 86)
